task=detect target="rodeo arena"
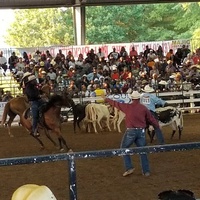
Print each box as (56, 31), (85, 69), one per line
(1, 36), (200, 200)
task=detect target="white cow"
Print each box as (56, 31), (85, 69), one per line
(108, 105), (184, 141)
(108, 106), (125, 133)
(83, 103), (111, 133)
(148, 106), (184, 142)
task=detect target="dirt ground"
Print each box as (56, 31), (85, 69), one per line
(1, 113), (200, 200)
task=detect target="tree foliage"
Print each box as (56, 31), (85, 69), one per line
(4, 3), (200, 48)
(5, 8), (74, 47)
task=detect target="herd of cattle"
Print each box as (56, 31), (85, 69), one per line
(0, 95), (184, 145)
(71, 102), (184, 142)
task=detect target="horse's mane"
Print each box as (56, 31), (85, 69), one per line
(47, 95), (63, 107)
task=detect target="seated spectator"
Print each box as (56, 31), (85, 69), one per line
(182, 53), (194, 66)
(14, 67), (24, 82)
(67, 79), (79, 97)
(79, 84), (87, 97)
(112, 79), (122, 91)
(120, 67), (132, 81)
(75, 53), (84, 68)
(16, 57), (25, 71)
(147, 58), (155, 71)
(67, 65), (76, 78)
(66, 50), (74, 62)
(47, 67), (57, 83)
(63, 74), (70, 88)
(166, 49), (174, 61)
(156, 45), (164, 60)
(165, 60), (177, 79)
(139, 67), (148, 80)
(167, 75), (176, 91)
(87, 67), (101, 82)
(108, 47), (120, 64)
(96, 48), (105, 62)
(147, 49), (157, 61)
(85, 84), (96, 97)
(129, 46), (138, 59)
(188, 65), (200, 85)
(150, 65), (160, 79)
(111, 66), (120, 80)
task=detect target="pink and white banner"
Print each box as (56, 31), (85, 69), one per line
(1, 39), (190, 60)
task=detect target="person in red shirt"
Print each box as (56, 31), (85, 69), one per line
(129, 46), (138, 60)
(111, 66), (120, 80)
(120, 67), (132, 81)
(103, 91), (159, 177)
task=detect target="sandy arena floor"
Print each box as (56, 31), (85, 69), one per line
(0, 114), (200, 200)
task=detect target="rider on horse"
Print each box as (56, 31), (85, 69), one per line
(24, 75), (45, 137)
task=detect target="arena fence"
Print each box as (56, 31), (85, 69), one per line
(0, 142), (200, 199)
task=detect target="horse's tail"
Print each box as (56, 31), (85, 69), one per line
(1, 102), (10, 126)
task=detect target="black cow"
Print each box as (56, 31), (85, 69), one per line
(148, 106), (184, 143)
(72, 103), (88, 133)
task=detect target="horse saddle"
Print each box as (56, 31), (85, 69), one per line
(24, 103), (48, 127)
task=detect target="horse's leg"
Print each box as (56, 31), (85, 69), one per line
(30, 133), (45, 149)
(43, 128), (59, 148)
(54, 128), (71, 152)
(58, 135), (71, 152)
(73, 113), (77, 133)
(6, 115), (16, 137)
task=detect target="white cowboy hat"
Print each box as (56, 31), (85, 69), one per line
(112, 65), (117, 70)
(129, 91), (141, 99)
(159, 80), (168, 85)
(22, 72), (32, 79)
(169, 75), (175, 79)
(142, 85), (154, 93)
(26, 75), (36, 83)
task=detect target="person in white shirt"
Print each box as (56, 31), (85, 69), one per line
(96, 48), (105, 61)
(0, 51), (7, 76)
(16, 57), (26, 71)
(47, 67), (57, 83)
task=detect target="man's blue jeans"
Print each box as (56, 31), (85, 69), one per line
(120, 128), (150, 174)
(30, 99), (44, 133)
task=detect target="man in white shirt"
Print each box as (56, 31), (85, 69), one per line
(47, 67), (57, 82)
(96, 48), (105, 61)
(0, 51), (7, 76)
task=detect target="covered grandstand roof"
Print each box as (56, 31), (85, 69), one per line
(0, 0), (197, 9)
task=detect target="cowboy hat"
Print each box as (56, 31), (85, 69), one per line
(190, 65), (200, 69)
(22, 72), (32, 79)
(26, 75), (36, 83)
(159, 80), (168, 85)
(129, 91), (141, 99)
(142, 85), (154, 93)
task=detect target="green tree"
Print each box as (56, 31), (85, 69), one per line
(5, 8), (74, 47)
(5, 3), (200, 47)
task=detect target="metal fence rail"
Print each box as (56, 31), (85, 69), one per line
(1, 142), (200, 200)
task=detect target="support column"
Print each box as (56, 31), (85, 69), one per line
(73, 2), (86, 45)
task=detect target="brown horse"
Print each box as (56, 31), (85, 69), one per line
(1, 95), (29, 137)
(20, 93), (74, 152)
(1, 84), (51, 137)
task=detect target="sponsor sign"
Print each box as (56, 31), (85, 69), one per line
(107, 94), (132, 104)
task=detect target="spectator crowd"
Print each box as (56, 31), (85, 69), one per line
(1, 44), (200, 100)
